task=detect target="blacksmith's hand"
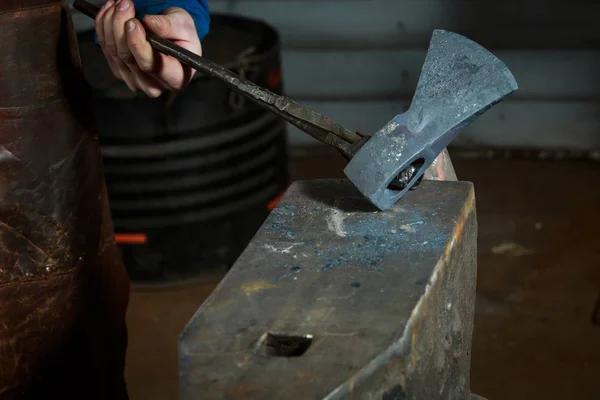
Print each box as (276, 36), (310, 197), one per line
(95, 1), (202, 97)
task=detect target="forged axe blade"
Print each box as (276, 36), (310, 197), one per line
(344, 29), (518, 210)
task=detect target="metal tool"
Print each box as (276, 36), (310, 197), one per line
(73, 0), (518, 210)
(344, 30), (518, 209)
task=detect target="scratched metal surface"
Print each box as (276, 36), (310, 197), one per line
(344, 30), (517, 210)
(179, 179), (478, 399)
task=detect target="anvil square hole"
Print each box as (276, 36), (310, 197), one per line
(388, 158), (426, 191)
(258, 332), (313, 357)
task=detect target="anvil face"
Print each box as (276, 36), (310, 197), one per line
(344, 29), (518, 210)
(178, 180), (480, 399)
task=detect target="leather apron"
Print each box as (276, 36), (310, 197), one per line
(0, 1), (130, 398)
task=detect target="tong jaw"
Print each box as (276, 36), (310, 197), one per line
(344, 29), (518, 210)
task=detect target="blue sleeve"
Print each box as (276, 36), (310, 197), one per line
(133, 0), (210, 40)
(94, 0), (210, 41)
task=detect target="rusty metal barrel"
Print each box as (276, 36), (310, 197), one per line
(0, 0), (129, 398)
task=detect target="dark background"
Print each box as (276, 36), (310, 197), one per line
(68, 0), (600, 398)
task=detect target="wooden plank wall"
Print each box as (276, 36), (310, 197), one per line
(70, 0), (600, 150)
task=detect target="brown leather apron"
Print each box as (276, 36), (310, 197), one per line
(0, 0), (130, 398)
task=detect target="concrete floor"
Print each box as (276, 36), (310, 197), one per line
(123, 149), (600, 400)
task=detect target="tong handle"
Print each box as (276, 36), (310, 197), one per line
(73, 0), (362, 156)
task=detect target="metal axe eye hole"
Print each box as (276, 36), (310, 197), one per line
(388, 158), (426, 191)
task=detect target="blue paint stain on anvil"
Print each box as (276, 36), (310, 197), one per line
(263, 200), (448, 276)
(268, 204), (300, 234)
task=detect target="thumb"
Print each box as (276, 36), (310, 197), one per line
(142, 8), (196, 41)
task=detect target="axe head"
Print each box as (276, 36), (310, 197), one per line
(344, 29), (518, 210)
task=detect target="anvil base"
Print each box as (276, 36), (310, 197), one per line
(179, 179), (484, 399)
